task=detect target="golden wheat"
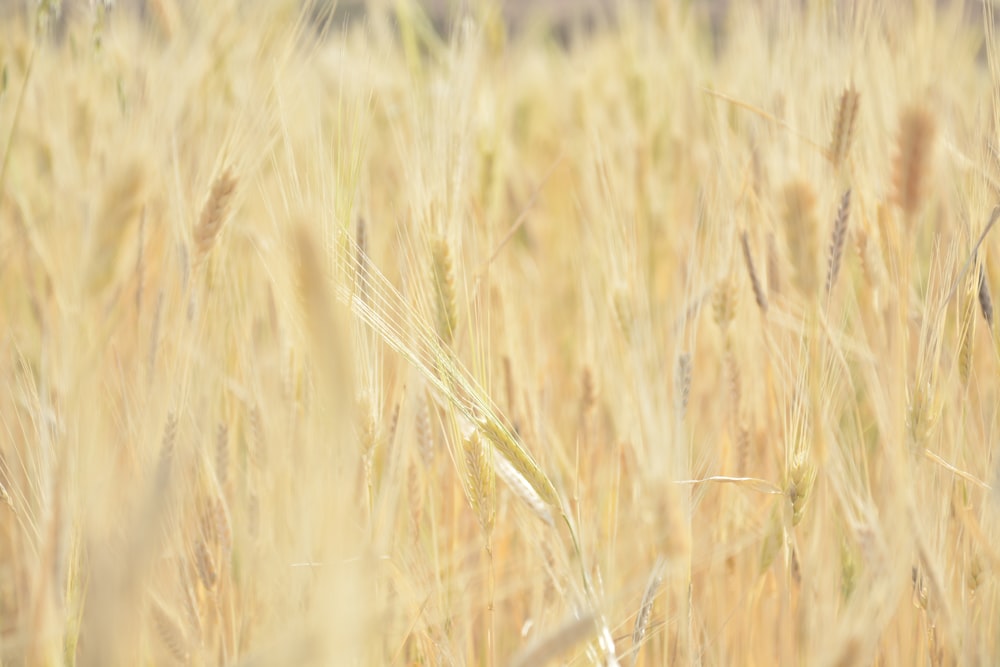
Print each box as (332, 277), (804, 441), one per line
(1, 2), (998, 664)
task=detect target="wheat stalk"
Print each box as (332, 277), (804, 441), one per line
(329, 224), (563, 517)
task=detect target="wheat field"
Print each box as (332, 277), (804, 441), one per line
(0, 0), (998, 664)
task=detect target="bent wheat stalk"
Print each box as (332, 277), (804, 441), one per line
(327, 225), (561, 516)
(320, 223), (621, 653)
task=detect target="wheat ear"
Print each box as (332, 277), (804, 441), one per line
(978, 262), (994, 327)
(825, 189), (852, 295)
(782, 180), (820, 296)
(193, 168), (237, 267)
(509, 612), (598, 667)
(631, 557), (666, 665)
(149, 599), (191, 664)
(461, 425), (496, 537)
(675, 352), (692, 421)
(431, 234), (457, 346)
(893, 107), (935, 218)
(740, 231), (768, 313)
(828, 86), (860, 170)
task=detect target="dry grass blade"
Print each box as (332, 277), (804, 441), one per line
(923, 449), (991, 490)
(674, 476), (783, 495)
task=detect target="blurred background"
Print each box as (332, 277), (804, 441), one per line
(1, 0), (734, 42)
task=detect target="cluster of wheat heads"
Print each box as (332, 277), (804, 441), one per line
(1, 0), (1000, 664)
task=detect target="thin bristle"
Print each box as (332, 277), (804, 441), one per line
(356, 216), (370, 304)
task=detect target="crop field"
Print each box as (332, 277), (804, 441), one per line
(0, 0), (999, 664)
